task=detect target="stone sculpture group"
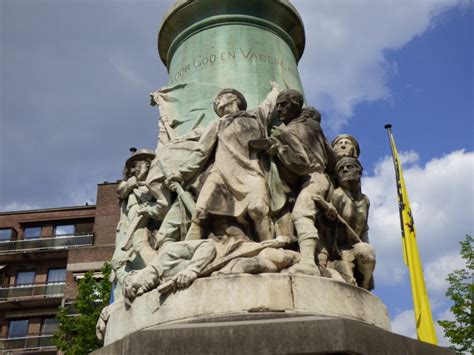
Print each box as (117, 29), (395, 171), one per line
(115, 83), (375, 293)
(97, 84), (376, 339)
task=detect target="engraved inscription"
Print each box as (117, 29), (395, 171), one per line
(171, 48), (294, 82)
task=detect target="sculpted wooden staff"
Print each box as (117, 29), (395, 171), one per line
(121, 159), (195, 251)
(156, 236), (290, 294)
(312, 194), (362, 244)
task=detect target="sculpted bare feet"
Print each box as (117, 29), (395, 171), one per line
(287, 262), (321, 276)
(318, 265), (332, 278)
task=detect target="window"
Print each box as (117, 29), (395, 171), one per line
(16, 270), (36, 286)
(0, 269), (5, 287)
(23, 226), (41, 239)
(47, 268), (66, 284)
(54, 224), (75, 236)
(0, 228), (12, 241)
(75, 221), (93, 235)
(41, 318), (59, 335)
(9, 319), (29, 338)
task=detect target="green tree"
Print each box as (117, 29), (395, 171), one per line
(54, 262), (112, 355)
(438, 235), (473, 353)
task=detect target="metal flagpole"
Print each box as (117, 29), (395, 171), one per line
(384, 124), (438, 345)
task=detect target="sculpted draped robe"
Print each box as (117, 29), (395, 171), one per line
(179, 88), (279, 217)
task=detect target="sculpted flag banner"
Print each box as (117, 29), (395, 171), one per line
(151, 82), (222, 144)
(385, 125), (438, 345)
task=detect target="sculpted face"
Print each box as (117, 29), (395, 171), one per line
(337, 161), (361, 184)
(215, 93), (239, 116)
(276, 96), (300, 123)
(130, 159), (150, 181)
(334, 138), (356, 158)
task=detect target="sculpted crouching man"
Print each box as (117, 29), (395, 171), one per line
(321, 157), (375, 290)
(167, 83), (280, 242)
(295, 157), (375, 290)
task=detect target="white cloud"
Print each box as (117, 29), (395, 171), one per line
(363, 150), (474, 288)
(392, 309), (417, 339)
(391, 307), (455, 346)
(435, 307), (457, 347)
(109, 53), (151, 88)
(293, 0), (469, 130)
(425, 253), (464, 294)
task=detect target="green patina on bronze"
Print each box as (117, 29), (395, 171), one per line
(156, 0), (306, 137)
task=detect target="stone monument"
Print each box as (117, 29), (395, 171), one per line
(94, 1), (454, 354)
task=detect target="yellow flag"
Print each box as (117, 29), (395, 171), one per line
(384, 124), (438, 345)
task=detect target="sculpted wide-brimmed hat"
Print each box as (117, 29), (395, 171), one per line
(125, 148), (155, 170)
(331, 134), (360, 158)
(214, 88), (247, 114)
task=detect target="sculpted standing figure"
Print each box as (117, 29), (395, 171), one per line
(299, 133), (361, 273)
(111, 149), (164, 297)
(264, 91), (336, 275)
(169, 84), (280, 242)
(145, 127), (205, 246)
(259, 91), (335, 240)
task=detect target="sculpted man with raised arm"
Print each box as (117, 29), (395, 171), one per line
(167, 83), (280, 242)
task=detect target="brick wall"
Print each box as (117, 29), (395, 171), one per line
(0, 182), (120, 342)
(0, 206), (96, 241)
(93, 182), (120, 246)
(5, 259), (66, 286)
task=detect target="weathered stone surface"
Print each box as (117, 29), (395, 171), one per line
(104, 274), (390, 345)
(95, 316), (454, 355)
(291, 275), (388, 327)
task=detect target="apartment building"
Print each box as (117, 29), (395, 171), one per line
(0, 182), (119, 354)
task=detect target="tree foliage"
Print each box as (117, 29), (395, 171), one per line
(54, 262), (112, 355)
(438, 235), (473, 353)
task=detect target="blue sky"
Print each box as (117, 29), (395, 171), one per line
(1, 0), (473, 346)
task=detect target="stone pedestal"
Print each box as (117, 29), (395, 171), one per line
(97, 275), (456, 354)
(94, 316), (454, 355)
(103, 274), (391, 345)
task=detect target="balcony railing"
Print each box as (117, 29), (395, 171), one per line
(0, 334), (56, 351)
(0, 233), (93, 253)
(0, 282), (65, 300)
